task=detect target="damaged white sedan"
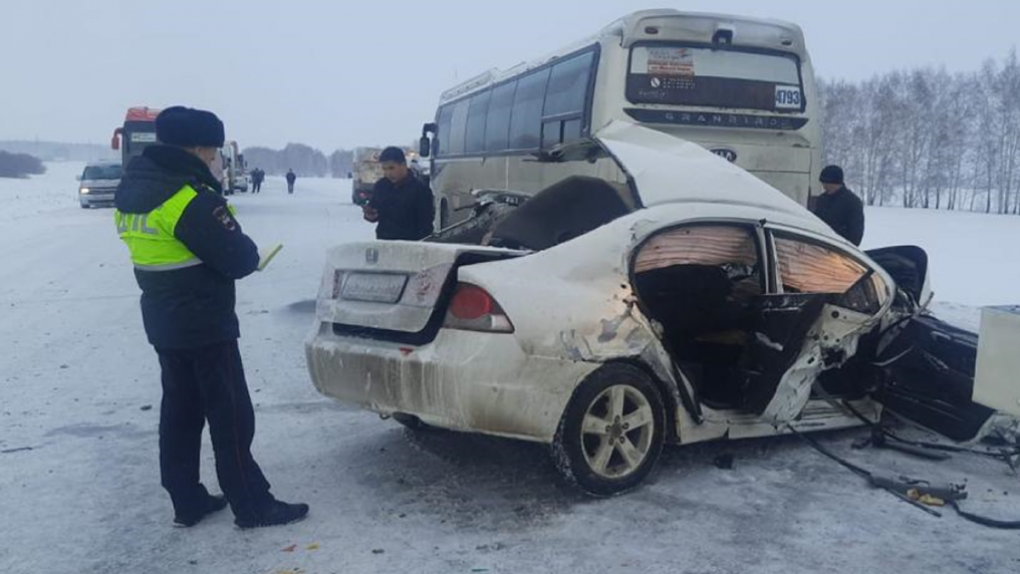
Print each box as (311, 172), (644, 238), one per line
(307, 122), (1017, 496)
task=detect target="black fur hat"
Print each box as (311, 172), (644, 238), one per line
(156, 106), (225, 148)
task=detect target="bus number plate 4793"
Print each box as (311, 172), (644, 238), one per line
(775, 86), (802, 110)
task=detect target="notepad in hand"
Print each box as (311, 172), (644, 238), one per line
(257, 244), (283, 271)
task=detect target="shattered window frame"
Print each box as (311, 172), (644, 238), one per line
(631, 221), (768, 298)
(634, 223), (760, 272)
(770, 231), (871, 295)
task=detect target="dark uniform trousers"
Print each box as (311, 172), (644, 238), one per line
(157, 340), (272, 521)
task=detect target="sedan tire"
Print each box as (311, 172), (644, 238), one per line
(552, 363), (666, 496)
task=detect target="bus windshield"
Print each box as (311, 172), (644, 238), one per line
(627, 45), (804, 113)
(125, 130), (157, 160)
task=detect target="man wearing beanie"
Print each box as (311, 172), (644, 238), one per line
(813, 165), (865, 246)
(114, 106), (308, 529)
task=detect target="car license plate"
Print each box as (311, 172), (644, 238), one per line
(341, 273), (407, 303)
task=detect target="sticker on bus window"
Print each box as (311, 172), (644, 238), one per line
(775, 86), (802, 110)
(644, 47), (695, 77)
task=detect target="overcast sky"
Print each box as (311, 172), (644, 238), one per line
(1, 0), (1017, 152)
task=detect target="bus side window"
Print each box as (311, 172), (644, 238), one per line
(485, 81), (517, 153)
(543, 51), (594, 117)
(435, 105), (455, 157)
(509, 68), (551, 151)
(447, 99), (470, 156)
(465, 90), (491, 154)
(541, 51), (595, 149)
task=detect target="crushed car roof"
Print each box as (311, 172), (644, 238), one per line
(594, 121), (835, 238)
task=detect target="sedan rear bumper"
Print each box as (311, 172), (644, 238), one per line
(305, 324), (595, 442)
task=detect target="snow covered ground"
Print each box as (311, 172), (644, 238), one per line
(863, 206), (1020, 332)
(1, 164), (1019, 574)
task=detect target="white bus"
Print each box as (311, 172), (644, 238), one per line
(420, 10), (822, 227)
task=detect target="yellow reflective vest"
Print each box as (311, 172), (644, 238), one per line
(114, 185), (201, 271)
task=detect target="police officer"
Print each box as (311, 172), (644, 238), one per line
(114, 106), (308, 529)
(813, 165), (865, 246)
(362, 147), (434, 240)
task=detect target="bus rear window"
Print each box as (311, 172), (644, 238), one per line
(627, 45), (804, 113)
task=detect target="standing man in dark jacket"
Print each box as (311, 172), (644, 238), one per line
(285, 169), (296, 194)
(813, 165), (865, 246)
(362, 147), (434, 240)
(251, 168), (264, 194)
(114, 106), (308, 529)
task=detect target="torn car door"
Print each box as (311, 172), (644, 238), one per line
(747, 297), (875, 423)
(873, 314), (997, 442)
(752, 231), (891, 425)
(863, 246), (1015, 443)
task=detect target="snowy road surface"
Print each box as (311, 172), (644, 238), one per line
(2, 164), (1019, 574)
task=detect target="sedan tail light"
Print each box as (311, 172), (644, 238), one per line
(443, 283), (514, 333)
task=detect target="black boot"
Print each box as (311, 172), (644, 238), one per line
(173, 493), (228, 528)
(234, 499), (309, 529)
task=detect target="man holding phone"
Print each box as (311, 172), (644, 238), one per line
(362, 147), (434, 241)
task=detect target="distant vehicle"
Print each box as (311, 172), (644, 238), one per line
(350, 147), (383, 205)
(78, 160), (122, 209)
(349, 147), (423, 205)
(409, 152), (429, 186)
(308, 123), (1018, 496)
(217, 141), (248, 195)
(111, 107), (160, 167)
(112, 107), (246, 196)
(420, 10), (822, 229)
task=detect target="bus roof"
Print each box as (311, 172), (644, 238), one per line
(439, 9), (807, 105)
(613, 9), (805, 51)
(124, 107), (162, 123)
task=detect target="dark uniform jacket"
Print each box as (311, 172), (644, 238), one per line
(115, 146), (260, 349)
(813, 186), (865, 246)
(368, 174), (435, 241)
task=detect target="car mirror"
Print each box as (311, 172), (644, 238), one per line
(419, 136), (431, 158)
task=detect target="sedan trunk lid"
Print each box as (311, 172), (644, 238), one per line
(316, 241), (519, 335)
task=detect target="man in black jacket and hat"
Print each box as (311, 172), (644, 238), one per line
(813, 165), (865, 246)
(114, 106), (308, 529)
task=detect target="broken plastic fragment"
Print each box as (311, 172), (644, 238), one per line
(907, 488), (946, 507)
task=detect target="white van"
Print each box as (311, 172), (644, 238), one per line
(78, 160), (122, 209)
